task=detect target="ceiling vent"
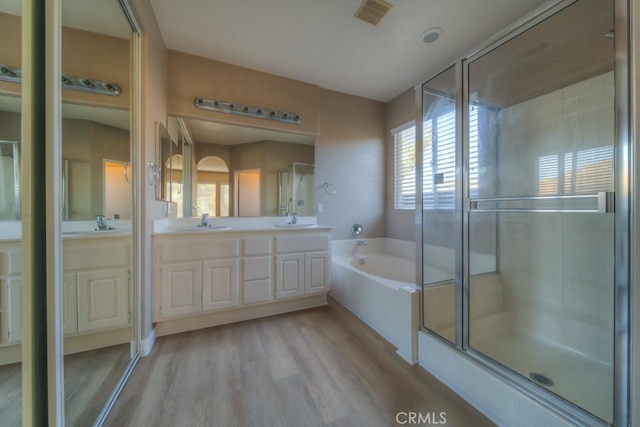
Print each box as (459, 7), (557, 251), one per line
(354, 0), (393, 26)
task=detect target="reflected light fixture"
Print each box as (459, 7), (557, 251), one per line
(0, 63), (122, 96)
(194, 97), (302, 125)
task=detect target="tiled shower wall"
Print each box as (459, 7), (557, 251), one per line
(493, 72), (614, 361)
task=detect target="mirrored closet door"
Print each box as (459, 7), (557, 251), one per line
(61, 0), (138, 424)
(0, 1), (23, 425)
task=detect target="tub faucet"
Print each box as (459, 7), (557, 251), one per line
(357, 240), (367, 246)
(94, 215), (113, 231)
(289, 212), (298, 225)
(198, 213), (210, 227)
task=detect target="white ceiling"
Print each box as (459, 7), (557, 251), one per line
(150, 0), (549, 102)
(0, 0), (131, 39)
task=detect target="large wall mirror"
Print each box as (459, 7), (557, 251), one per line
(169, 117), (315, 217)
(0, 1), (22, 425)
(60, 0), (136, 425)
(0, 0), (137, 424)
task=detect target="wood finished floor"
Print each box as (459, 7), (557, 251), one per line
(106, 297), (494, 427)
(0, 343), (131, 427)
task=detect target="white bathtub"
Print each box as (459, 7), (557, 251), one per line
(331, 238), (419, 364)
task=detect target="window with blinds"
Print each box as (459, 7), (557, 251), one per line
(393, 107), (480, 210)
(393, 123), (416, 210)
(423, 106), (479, 209)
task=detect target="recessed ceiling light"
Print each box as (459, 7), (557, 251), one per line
(421, 27), (443, 44)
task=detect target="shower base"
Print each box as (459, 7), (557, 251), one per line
(470, 321), (613, 423)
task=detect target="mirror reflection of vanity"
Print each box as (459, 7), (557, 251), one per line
(159, 117), (316, 218)
(0, 1), (137, 425)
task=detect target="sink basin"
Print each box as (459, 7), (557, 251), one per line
(275, 223), (318, 228)
(63, 229), (129, 236)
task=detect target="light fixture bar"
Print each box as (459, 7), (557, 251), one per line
(194, 97), (302, 125)
(0, 63), (121, 96)
(0, 64), (22, 83)
(61, 74), (122, 96)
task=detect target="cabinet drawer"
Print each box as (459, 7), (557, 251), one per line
(159, 238), (239, 263)
(242, 279), (272, 305)
(243, 238), (272, 256)
(275, 234), (330, 254)
(243, 256), (271, 281)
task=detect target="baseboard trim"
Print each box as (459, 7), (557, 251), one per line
(155, 294), (328, 337)
(139, 327), (156, 356)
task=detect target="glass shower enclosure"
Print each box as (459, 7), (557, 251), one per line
(278, 163), (315, 216)
(420, 0), (626, 424)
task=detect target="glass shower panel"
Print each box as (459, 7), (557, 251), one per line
(421, 66), (457, 344)
(279, 163), (315, 217)
(467, 0), (614, 422)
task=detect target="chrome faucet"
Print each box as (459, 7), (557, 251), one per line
(94, 215), (113, 231)
(198, 213), (211, 227)
(357, 240), (368, 246)
(290, 212), (298, 225)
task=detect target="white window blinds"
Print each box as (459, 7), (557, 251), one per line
(393, 123), (416, 210)
(394, 108), (480, 210)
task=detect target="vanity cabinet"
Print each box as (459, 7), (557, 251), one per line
(63, 237), (132, 334)
(275, 233), (331, 299)
(76, 268), (130, 332)
(0, 241), (21, 345)
(202, 259), (239, 311)
(2, 277), (22, 343)
(152, 228), (332, 335)
(0, 235), (132, 364)
(275, 254), (305, 298)
(155, 237), (240, 320)
(159, 262), (203, 318)
(242, 237), (273, 305)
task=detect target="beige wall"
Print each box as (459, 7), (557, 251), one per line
(61, 26), (130, 109)
(61, 118), (130, 219)
(385, 87), (416, 242)
(167, 50), (319, 136)
(228, 140), (314, 216)
(0, 13), (130, 107)
(315, 89), (386, 240)
(0, 12), (21, 97)
(129, 0), (168, 340)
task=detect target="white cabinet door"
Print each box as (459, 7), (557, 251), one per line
(275, 254), (305, 299)
(63, 273), (78, 335)
(77, 268), (130, 332)
(305, 251), (331, 295)
(4, 278), (22, 343)
(202, 259), (239, 312)
(159, 262), (202, 319)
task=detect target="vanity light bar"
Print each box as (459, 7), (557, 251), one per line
(0, 63), (121, 97)
(194, 97), (302, 125)
(61, 74), (122, 96)
(0, 64), (21, 83)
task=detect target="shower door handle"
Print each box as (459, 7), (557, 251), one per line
(468, 191), (614, 213)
